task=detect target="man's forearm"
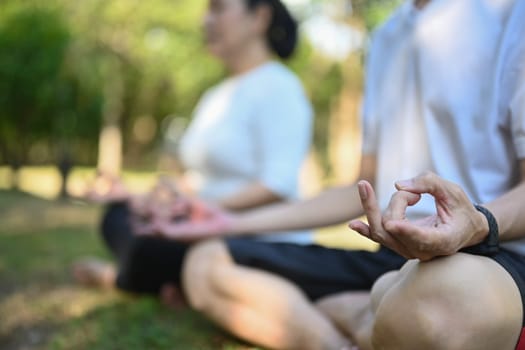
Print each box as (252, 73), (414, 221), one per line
(486, 181), (525, 241)
(227, 184), (364, 235)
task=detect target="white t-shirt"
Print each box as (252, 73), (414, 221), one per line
(179, 61), (313, 244)
(363, 0), (525, 253)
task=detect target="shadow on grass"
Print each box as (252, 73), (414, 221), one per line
(50, 296), (253, 350)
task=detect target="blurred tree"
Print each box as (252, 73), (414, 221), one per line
(60, 0), (223, 173)
(297, 0), (400, 183)
(352, 0), (402, 30)
(0, 0), (402, 196)
(52, 59), (104, 197)
(0, 4), (70, 189)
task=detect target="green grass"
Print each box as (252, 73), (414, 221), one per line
(0, 190), (258, 350)
(0, 167), (377, 349)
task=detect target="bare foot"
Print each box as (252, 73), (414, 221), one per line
(159, 283), (187, 310)
(72, 257), (116, 289)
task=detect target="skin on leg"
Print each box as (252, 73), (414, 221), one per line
(182, 239), (351, 350)
(316, 292), (373, 349)
(316, 270), (401, 350)
(370, 253), (523, 350)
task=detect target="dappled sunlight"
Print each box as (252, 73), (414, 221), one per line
(0, 167), (12, 191)
(0, 166), (162, 200)
(0, 284), (119, 338)
(18, 167), (63, 199)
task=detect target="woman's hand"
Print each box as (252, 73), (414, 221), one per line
(349, 172), (488, 261)
(82, 171), (130, 203)
(153, 199), (234, 241)
(134, 198), (234, 241)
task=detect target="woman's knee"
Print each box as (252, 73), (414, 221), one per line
(371, 254), (522, 350)
(182, 239), (233, 310)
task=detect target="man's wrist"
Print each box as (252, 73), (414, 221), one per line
(471, 209), (490, 245)
(462, 204), (499, 256)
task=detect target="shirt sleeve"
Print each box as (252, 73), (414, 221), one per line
(252, 73), (313, 199)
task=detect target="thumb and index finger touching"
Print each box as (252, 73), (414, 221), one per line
(350, 172), (446, 237)
(395, 171), (454, 201)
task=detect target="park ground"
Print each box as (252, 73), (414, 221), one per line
(0, 167), (375, 350)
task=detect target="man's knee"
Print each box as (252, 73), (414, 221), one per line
(371, 254), (522, 350)
(369, 269), (403, 312)
(371, 283), (448, 349)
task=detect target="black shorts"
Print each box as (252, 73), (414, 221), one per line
(225, 238), (406, 301)
(474, 248), (525, 349)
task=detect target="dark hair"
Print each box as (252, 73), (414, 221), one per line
(246, 0), (298, 59)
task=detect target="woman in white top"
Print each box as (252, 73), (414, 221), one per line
(74, 0), (313, 297)
(179, 59), (312, 243)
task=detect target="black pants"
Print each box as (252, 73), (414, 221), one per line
(101, 202), (190, 294)
(226, 238), (406, 300)
(101, 203), (406, 300)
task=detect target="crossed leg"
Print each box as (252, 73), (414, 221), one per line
(318, 253), (523, 349)
(183, 238), (523, 349)
(316, 271), (400, 349)
(182, 239), (352, 350)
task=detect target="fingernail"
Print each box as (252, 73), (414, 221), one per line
(348, 221), (369, 237)
(396, 179), (412, 189)
(358, 182), (367, 200)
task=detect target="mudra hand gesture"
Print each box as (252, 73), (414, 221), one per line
(131, 177), (232, 241)
(349, 171), (488, 261)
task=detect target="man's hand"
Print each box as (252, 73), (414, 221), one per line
(349, 172), (488, 261)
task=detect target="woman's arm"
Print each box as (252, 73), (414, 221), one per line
(228, 154), (377, 234)
(153, 155), (376, 240)
(216, 182), (284, 211)
(220, 154), (379, 210)
(230, 183), (363, 234)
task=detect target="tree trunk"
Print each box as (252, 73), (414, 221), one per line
(57, 149), (73, 198)
(97, 58), (124, 176)
(328, 56), (363, 185)
(97, 124), (122, 176)
(8, 162), (21, 190)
